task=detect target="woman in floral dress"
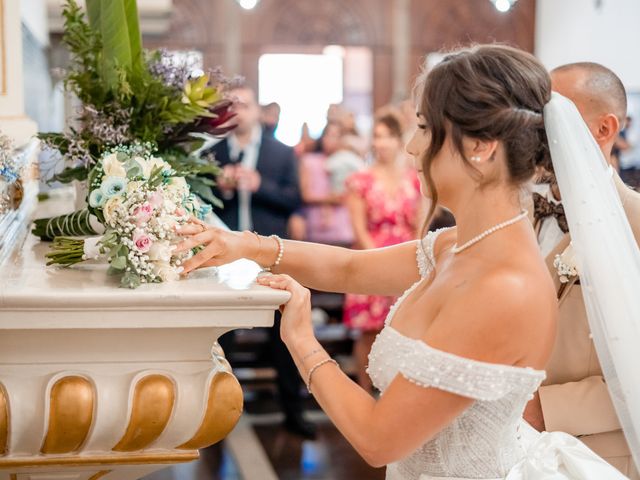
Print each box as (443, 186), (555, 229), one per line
(344, 113), (423, 390)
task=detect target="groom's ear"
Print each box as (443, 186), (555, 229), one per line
(596, 113), (620, 145)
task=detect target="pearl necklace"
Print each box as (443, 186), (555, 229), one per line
(451, 210), (529, 254)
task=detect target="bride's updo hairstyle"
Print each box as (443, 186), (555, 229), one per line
(417, 44), (552, 222)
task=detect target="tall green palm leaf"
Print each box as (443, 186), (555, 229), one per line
(86, 0), (143, 89)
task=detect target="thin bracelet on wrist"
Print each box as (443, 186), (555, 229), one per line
(306, 357), (339, 394)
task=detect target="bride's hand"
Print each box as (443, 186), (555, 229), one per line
(256, 274), (315, 346)
(174, 219), (252, 274)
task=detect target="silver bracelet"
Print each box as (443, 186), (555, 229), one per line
(264, 234), (284, 271)
(306, 358), (339, 394)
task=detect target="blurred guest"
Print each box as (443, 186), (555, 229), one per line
(300, 122), (355, 246)
(203, 86), (315, 438)
(260, 101), (281, 137)
(343, 113), (423, 391)
(325, 134), (366, 197)
(294, 122), (315, 158)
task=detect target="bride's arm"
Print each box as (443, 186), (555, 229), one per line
(177, 227), (421, 296)
(257, 268), (555, 466)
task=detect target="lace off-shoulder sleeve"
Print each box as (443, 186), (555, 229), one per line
(396, 336), (545, 401)
(416, 228), (450, 278)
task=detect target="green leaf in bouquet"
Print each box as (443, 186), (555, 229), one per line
(125, 160), (142, 178)
(109, 243), (128, 261)
(121, 271), (141, 289)
(110, 255), (127, 270)
(186, 176), (223, 209)
(100, 229), (117, 245)
(52, 166), (90, 184)
(147, 166), (166, 188)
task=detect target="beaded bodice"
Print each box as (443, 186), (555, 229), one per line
(367, 228), (546, 479)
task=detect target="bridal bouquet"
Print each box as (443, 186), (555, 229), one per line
(43, 146), (210, 288)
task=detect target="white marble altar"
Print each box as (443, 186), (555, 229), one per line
(0, 192), (289, 480)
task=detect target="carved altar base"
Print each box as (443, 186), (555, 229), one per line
(0, 192), (288, 480)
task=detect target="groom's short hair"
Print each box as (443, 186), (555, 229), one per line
(552, 62), (627, 123)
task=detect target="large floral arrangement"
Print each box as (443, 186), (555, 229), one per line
(39, 0), (236, 204)
(45, 146), (209, 288)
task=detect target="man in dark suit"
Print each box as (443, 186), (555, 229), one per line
(203, 86), (315, 438)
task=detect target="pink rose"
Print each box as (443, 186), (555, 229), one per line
(133, 230), (152, 253)
(174, 207), (186, 217)
(133, 202), (153, 226)
(149, 191), (163, 208)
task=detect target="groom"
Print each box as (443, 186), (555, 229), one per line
(524, 62), (640, 478)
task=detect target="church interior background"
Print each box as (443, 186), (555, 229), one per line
(1, 0), (639, 479)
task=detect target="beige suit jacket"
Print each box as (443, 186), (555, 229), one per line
(533, 172), (640, 478)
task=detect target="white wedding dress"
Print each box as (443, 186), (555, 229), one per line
(367, 228), (628, 480)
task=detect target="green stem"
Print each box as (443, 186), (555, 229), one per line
(45, 237), (87, 266)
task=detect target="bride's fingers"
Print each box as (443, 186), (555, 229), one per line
(257, 274), (296, 292)
(200, 257), (224, 268)
(175, 224), (206, 235)
(174, 230), (214, 253)
(181, 241), (222, 274)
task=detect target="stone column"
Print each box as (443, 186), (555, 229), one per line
(391, 0), (411, 102)
(0, 0), (37, 146)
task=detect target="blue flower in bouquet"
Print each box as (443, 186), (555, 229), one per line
(89, 189), (107, 208)
(198, 203), (212, 220)
(100, 176), (127, 198)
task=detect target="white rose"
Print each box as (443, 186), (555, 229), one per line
(134, 156), (153, 179)
(103, 195), (124, 225)
(155, 215), (178, 232)
(150, 156), (170, 173)
(166, 176), (189, 198)
(163, 199), (177, 213)
(148, 240), (173, 263)
(153, 262), (179, 282)
(102, 153), (127, 177)
(126, 180), (144, 194)
(168, 176), (188, 191)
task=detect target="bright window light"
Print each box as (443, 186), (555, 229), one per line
(259, 54), (343, 146)
(494, 0), (513, 12)
(238, 0), (259, 10)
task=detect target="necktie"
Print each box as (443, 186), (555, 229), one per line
(533, 192), (569, 233)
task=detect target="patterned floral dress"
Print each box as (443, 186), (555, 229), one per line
(343, 168), (422, 332)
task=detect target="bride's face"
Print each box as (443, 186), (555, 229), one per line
(406, 113), (470, 204)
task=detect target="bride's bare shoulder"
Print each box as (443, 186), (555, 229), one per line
(431, 227), (457, 259)
(427, 264), (557, 368)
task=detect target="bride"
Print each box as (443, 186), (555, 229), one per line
(176, 45), (631, 479)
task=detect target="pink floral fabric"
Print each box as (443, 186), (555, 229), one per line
(343, 169), (422, 331)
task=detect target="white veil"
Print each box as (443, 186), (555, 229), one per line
(544, 92), (640, 468)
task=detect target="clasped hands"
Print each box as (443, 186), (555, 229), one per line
(218, 164), (261, 193)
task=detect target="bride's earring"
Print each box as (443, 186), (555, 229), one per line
(470, 155), (482, 162)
